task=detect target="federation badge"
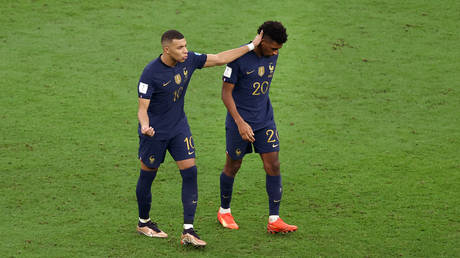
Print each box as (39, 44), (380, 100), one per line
(174, 74), (182, 85)
(149, 155), (155, 164)
(235, 148), (242, 157)
(258, 66), (265, 77)
(183, 67), (188, 78)
(269, 63), (275, 73)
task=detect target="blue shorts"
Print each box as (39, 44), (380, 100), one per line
(226, 123), (280, 160)
(138, 126), (196, 169)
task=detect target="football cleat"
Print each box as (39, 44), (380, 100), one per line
(137, 221), (168, 238)
(180, 228), (207, 247)
(217, 211), (239, 229)
(267, 218), (298, 234)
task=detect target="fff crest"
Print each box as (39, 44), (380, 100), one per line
(183, 67), (188, 78)
(149, 155), (155, 164)
(174, 74), (182, 85)
(269, 63), (274, 73)
(235, 148), (242, 156)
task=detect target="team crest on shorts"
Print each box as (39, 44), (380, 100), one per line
(174, 74), (182, 85)
(149, 155), (155, 164)
(258, 66), (265, 77)
(235, 148), (242, 157)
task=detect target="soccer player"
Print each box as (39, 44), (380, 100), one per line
(135, 29), (262, 247)
(217, 21), (298, 234)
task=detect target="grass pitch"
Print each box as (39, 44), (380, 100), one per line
(1, 0), (459, 257)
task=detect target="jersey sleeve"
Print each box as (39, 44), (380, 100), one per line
(190, 51), (207, 69)
(222, 59), (239, 84)
(138, 66), (155, 99)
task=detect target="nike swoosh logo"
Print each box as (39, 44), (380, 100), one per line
(162, 80), (171, 87)
(272, 144), (279, 148)
(192, 200), (197, 204)
(188, 151), (195, 155)
(246, 70), (255, 75)
(273, 200), (281, 203)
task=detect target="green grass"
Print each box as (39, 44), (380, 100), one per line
(1, 0), (459, 257)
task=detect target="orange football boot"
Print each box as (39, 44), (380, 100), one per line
(267, 218), (298, 234)
(217, 211), (239, 229)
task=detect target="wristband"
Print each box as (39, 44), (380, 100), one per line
(247, 42), (255, 51)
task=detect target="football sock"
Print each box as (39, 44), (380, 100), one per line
(269, 215), (280, 223)
(219, 207), (231, 214)
(139, 217), (150, 223)
(220, 172), (235, 209)
(183, 224), (193, 230)
(266, 174), (282, 216)
(180, 166), (198, 224)
(136, 169), (157, 220)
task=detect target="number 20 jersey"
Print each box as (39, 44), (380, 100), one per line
(222, 51), (278, 131)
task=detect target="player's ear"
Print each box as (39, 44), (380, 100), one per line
(259, 39), (265, 47)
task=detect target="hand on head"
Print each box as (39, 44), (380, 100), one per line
(252, 30), (263, 47)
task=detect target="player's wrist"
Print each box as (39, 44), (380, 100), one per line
(235, 118), (245, 126)
(246, 42), (255, 51)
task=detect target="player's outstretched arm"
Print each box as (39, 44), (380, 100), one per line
(203, 31), (263, 68)
(138, 98), (155, 137)
(222, 82), (255, 142)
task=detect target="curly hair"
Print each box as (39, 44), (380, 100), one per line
(257, 21), (287, 44)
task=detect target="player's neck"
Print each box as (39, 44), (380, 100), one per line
(254, 46), (263, 57)
(160, 53), (177, 67)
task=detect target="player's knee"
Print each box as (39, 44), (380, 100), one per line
(176, 158), (196, 170)
(140, 161), (157, 172)
(232, 160), (242, 171)
(264, 160), (280, 174)
(225, 160), (242, 176)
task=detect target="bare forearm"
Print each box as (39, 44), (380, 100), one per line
(204, 32), (261, 68)
(137, 98), (155, 136)
(222, 84), (254, 142)
(138, 109), (150, 128)
(215, 44), (252, 66)
(222, 93), (244, 125)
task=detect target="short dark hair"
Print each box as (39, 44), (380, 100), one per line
(161, 30), (184, 45)
(257, 21), (287, 44)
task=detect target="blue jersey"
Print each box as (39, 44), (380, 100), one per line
(138, 52), (207, 139)
(222, 51), (278, 131)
